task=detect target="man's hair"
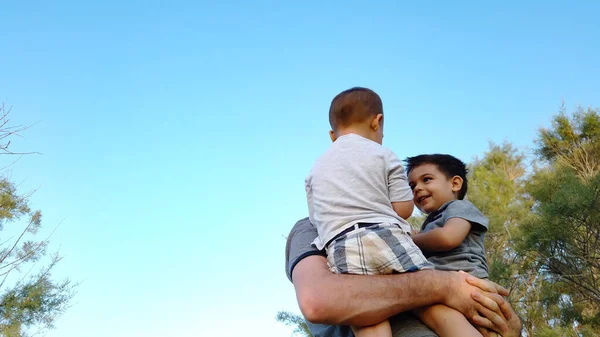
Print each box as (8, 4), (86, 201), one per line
(329, 87), (383, 131)
(404, 154), (469, 200)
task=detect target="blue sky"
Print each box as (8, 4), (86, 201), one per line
(0, 1), (598, 336)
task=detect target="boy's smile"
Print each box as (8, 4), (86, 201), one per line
(407, 163), (461, 214)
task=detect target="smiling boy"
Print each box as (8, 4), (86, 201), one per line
(406, 154), (491, 336)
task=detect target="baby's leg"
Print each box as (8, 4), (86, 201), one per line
(351, 320), (392, 337)
(414, 304), (482, 337)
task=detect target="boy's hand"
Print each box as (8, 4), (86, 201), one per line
(411, 228), (419, 236)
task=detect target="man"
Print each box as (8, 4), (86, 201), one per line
(286, 217), (522, 337)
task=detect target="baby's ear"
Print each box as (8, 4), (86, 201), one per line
(329, 130), (337, 142)
(451, 176), (464, 193)
(371, 114), (384, 131)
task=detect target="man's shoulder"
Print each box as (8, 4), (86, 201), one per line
(288, 217), (313, 237)
(285, 217), (323, 282)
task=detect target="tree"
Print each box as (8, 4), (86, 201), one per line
(467, 142), (555, 336)
(467, 141), (592, 336)
(468, 142), (532, 286)
(275, 311), (313, 337)
(519, 106), (600, 333)
(0, 104), (75, 337)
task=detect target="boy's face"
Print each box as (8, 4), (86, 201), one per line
(407, 163), (461, 214)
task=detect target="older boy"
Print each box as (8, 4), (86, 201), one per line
(406, 154), (491, 336)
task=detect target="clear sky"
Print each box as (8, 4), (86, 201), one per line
(1, 1), (599, 336)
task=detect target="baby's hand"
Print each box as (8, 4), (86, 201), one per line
(411, 228), (419, 236)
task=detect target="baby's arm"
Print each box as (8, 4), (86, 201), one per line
(412, 218), (471, 252)
(392, 200), (414, 220)
(386, 151), (414, 220)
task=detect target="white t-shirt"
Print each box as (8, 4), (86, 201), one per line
(306, 133), (413, 250)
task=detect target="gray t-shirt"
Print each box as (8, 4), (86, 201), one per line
(285, 218), (438, 337)
(305, 133), (413, 250)
(420, 200), (489, 278)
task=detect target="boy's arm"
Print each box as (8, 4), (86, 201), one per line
(412, 218), (471, 252)
(392, 200), (414, 220)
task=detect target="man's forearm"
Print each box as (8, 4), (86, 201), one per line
(292, 255), (452, 326)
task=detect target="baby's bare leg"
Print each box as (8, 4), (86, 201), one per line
(351, 320), (392, 337)
(415, 304), (482, 337)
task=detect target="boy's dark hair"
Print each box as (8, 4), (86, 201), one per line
(329, 87), (383, 132)
(405, 154), (469, 200)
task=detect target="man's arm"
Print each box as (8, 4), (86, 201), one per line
(292, 254), (493, 327)
(285, 217), (518, 335)
(412, 218), (471, 252)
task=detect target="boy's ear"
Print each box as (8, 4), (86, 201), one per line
(329, 130), (337, 142)
(371, 114), (384, 131)
(451, 176), (464, 194)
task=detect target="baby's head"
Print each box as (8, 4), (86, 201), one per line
(328, 87), (384, 144)
(405, 154), (468, 214)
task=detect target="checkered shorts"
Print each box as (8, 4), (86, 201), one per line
(326, 223), (433, 275)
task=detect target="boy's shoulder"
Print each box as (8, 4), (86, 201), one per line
(440, 200), (489, 230)
(443, 199), (480, 213)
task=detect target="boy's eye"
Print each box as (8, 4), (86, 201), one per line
(423, 177), (432, 182)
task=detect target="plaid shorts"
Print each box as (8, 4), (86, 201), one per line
(326, 223), (434, 275)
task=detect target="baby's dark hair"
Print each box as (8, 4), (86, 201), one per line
(405, 154), (469, 200)
(329, 87), (383, 132)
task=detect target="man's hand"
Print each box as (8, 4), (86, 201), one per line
(465, 274), (522, 337)
(441, 272), (514, 333)
(460, 271), (509, 296)
(441, 272), (497, 322)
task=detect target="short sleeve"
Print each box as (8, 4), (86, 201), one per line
(444, 200), (489, 231)
(285, 217), (326, 282)
(387, 150), (413, 202)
